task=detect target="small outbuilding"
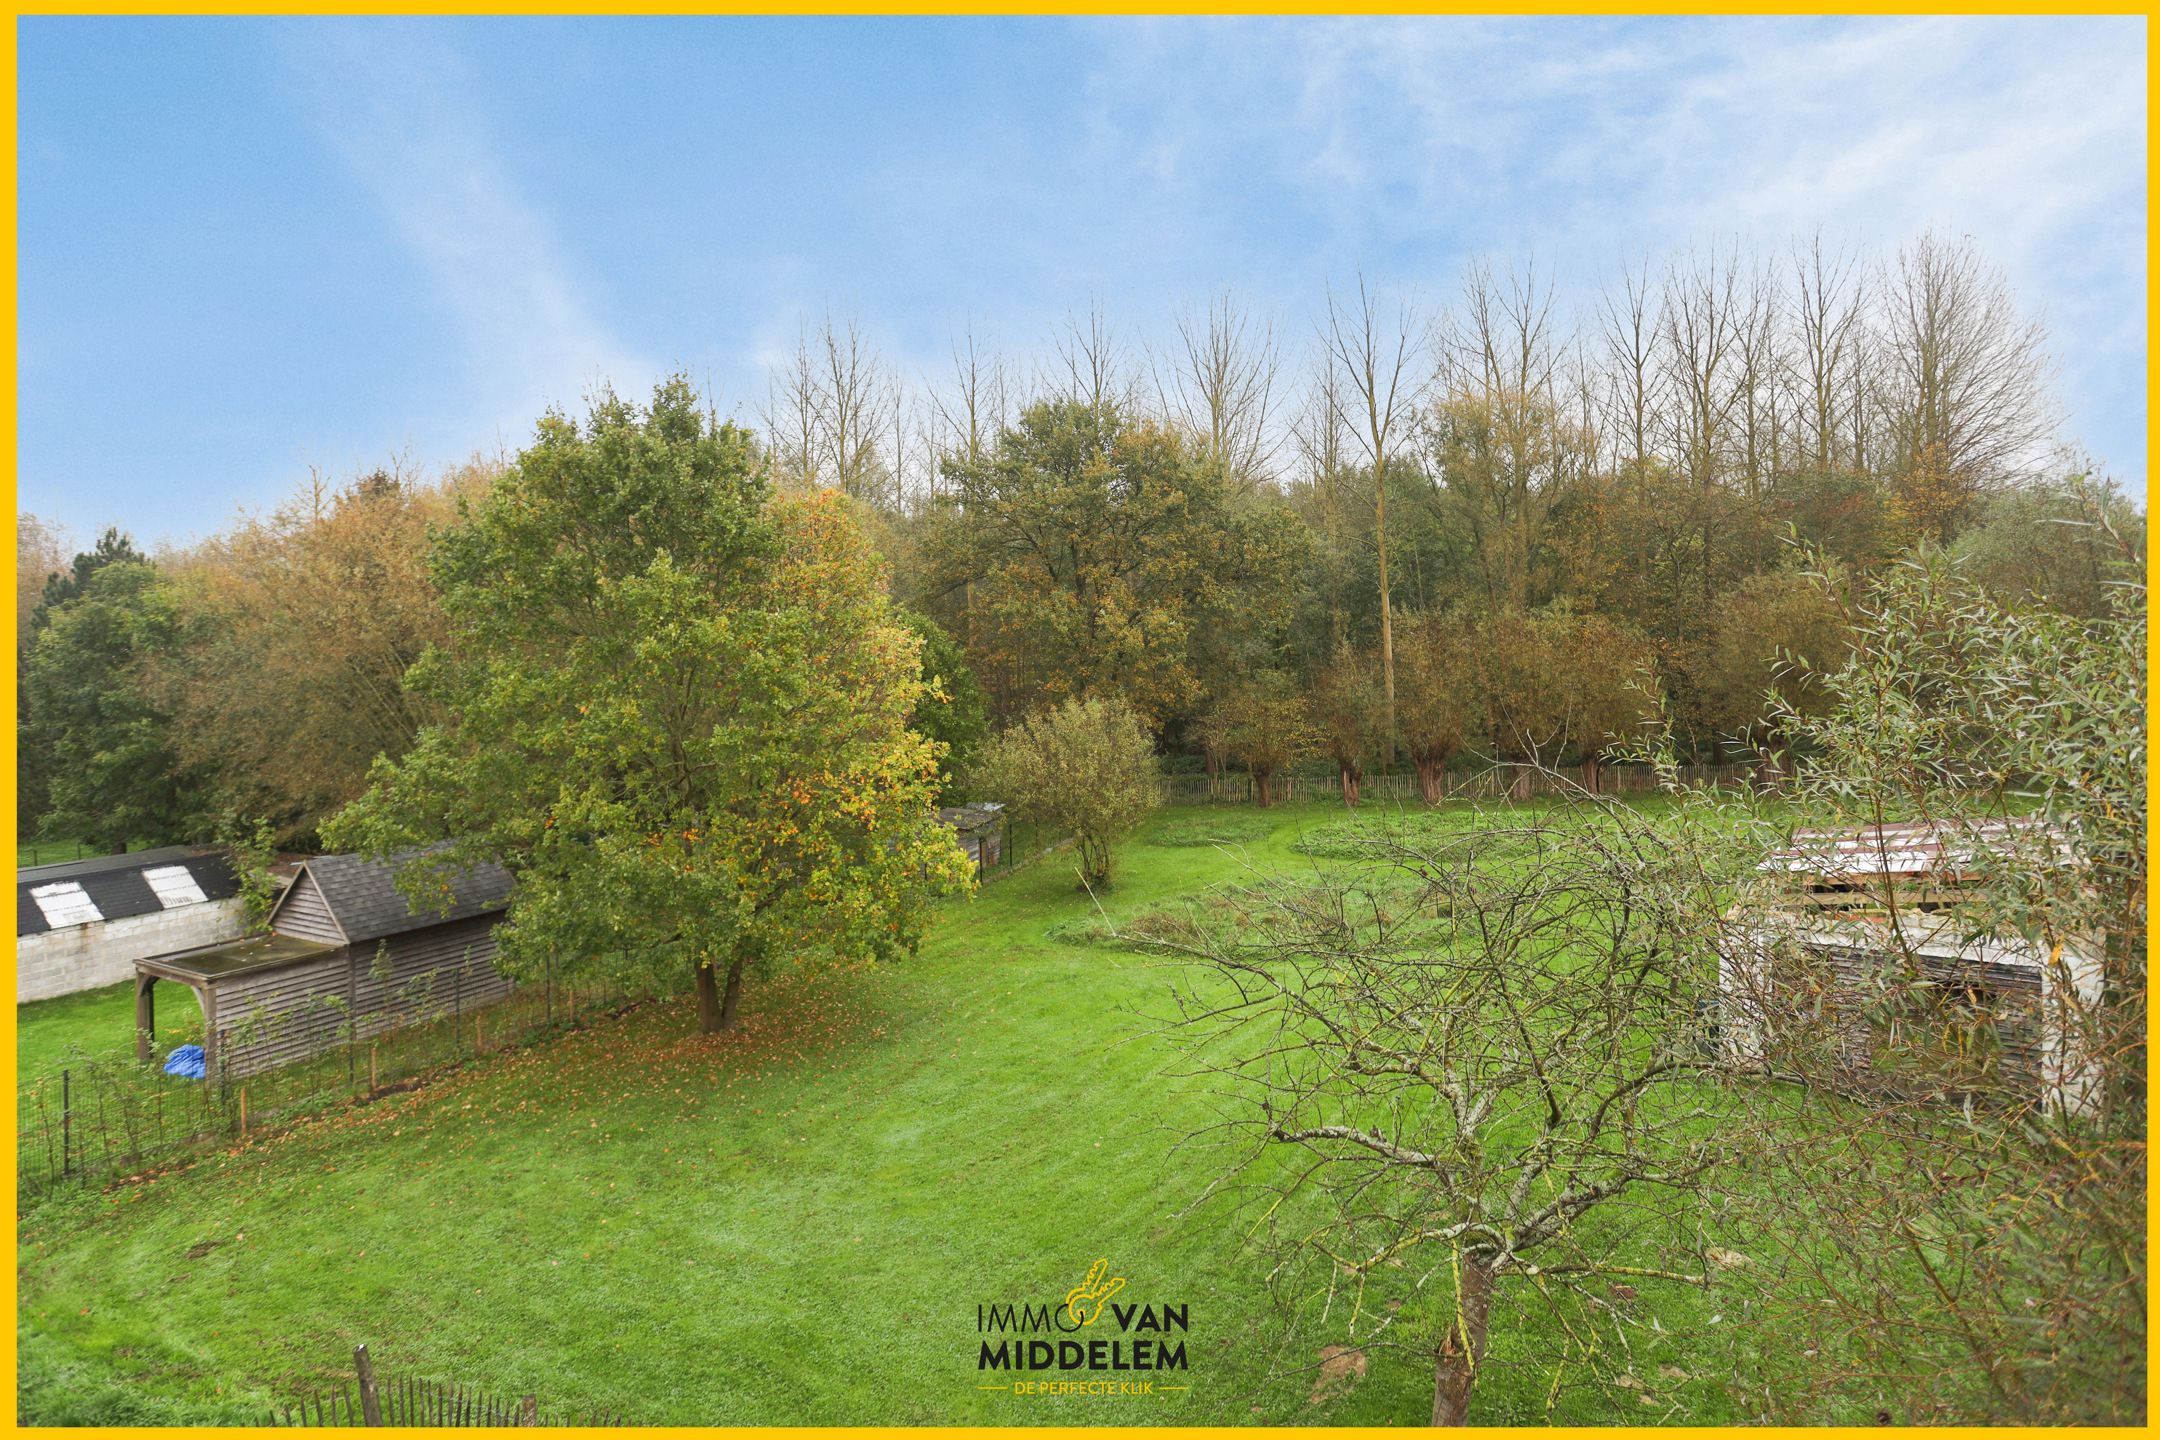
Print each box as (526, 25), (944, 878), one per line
(134, 848), (512, 1083)
(17, 846), (249, 1002)
(1721, 819), (2102, 1115)
(938, 802), (1007, 873)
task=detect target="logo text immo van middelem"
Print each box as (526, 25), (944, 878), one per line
(977, 1259), (1190, 1373)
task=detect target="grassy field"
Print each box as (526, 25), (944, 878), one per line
(17, 837), (97, 869)
(18, 800), (1752, 1426)
(16, 981), (207, 1086)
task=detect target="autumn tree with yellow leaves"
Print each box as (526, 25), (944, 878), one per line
(326, 379), (974, 1034)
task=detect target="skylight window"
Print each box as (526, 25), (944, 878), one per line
(142, 864), (209, 908)
(31, 881), (101, 928)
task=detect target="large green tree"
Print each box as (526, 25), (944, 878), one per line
(326, 380), (973, 1034)
(928, 400), (1306, 727)
(17, 526), (150, 835)
(24, 559), (207, 851)
(896, 606), (989, 803)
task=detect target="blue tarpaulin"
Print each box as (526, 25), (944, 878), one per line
(162, 1044), (206, 1080)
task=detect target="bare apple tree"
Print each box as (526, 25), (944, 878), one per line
(1150, 791), (1753, 1424)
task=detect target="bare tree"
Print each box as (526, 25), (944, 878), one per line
(1873, 233), (2054, 535)
(1426, 259), (1578, 611)
(1154, 291), (1284, 487)
(1154, 793), (1742, 1424)
(1321, 276), (1426, 762)
(761, 323), (827, 490)
(1731, 255), (1784, 498)
(1790, 233), (1868, 473)
(928, 327), (1012, 474)
(814, 314), (902, 508)
(1595, 258), (1663, 475)
(1659, 245), (1746, 492)
(1049, 300), (1142, 419)
(758, 315), (903, 507)
(1290, 366), (1356, 652)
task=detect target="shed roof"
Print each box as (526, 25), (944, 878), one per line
(1761, 818), (2068, 883)
(270, 847), (512, 944)
(17, 846), (241, 937)
(938, 802), (1006, 834)
(139, 932), (339, 984)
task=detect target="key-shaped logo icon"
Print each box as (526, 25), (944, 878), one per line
(1064, 1258), (1126, 1328)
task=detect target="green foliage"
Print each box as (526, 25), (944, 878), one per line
(976, 694), (1160, 888)
(32, 526), (149, 617)
(1211, 669), (1316, 806)
(929, 399), (1307, 727)
(1701, 564), (1852, 758)
(218, 815), (282, 934)
(324, 378), (973, 1031)
(23, 560), (207, 851)
(1947, 474), (2144, 618)
(18, 528), (153, 837)
(896, 606), (989, 801)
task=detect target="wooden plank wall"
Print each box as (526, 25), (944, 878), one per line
(351, 916), (511, 1040)
(272, 872), (346, 944)
(1803, 941), (2046, 1093)
(217, 917), (509, 1080)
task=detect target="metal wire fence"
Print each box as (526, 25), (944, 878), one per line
(18, 968), (667, 1206)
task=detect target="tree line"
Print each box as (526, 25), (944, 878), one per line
(14, 229), (2141, 851)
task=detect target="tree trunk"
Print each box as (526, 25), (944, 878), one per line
(1255, 770), (1275, 809)
(1414, 756), (1442, 806)
(695, 954), (749, 1035)
(1377, 471), (1396, 769)
(719, 954), (746, 1030)
(1338, 761), (1361, 808)
(1430, 1258), (1495, 1426)
(1583, 754), (1602, 795)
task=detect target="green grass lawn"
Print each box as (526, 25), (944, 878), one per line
(17, 800), (1753, 1426)
(17, 837), (97, 869)
(16, 982), (207, 1086)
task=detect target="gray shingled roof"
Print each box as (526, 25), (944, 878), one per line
(300, 848), (512, 943)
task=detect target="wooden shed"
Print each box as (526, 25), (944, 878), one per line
(1721, 819), (2102, 1115)
(938, 802), (1007, 872)
(134, 848), (512, 1083)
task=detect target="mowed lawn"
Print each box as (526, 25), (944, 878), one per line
(17, 837), (96, 868)
(18, 802), (1748, 1426)
(18, 981), (204, 1083)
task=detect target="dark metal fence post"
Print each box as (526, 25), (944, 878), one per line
(354, 1343), (382, 1426)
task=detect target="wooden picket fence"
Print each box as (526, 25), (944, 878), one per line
(1160, 760), (1753, 807)
(267, 1345), (622, 1427)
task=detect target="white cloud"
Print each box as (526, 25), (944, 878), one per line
(273, 20), (657, 432)
(1072, 16), (2147, 483)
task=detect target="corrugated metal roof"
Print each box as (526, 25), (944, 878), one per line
(1761, 817), (2067, 881)
(16, 847), (242, 936)
(282, 847), (512, 944)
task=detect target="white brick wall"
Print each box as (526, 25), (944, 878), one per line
(16, 899), (250, 1003)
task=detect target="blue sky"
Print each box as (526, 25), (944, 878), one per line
(18, 15), (2148, 545)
